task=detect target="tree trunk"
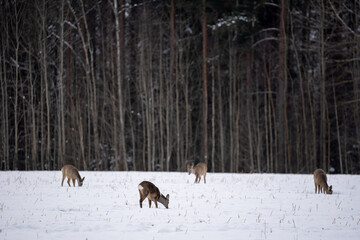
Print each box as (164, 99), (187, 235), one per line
(320, 0), (327, 171)
(246, 52), (254, 172)
(1, 34), (9, 170)
(333, 83), (343, 173)
(14, 3), (20, 170)
(263, 54), (270, 172)
(218, 51), (225, 172)
(114, 0), (128, 171)
(29, 46), (37, 170)
(159, 24), (164, 171)
(202, 0), (208, 164)
(58, 0), (66, 169)
(228, 34), (234, 172)
(176, 55), (181, 171)
(277, 0), (288, 172)
(211, 62), (216, 172)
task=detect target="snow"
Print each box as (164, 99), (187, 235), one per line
(208, 15), (255, 31)
(1, 171), (359, 240)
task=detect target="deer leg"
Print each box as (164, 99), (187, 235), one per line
(72, 179), (76, 187)
(155, 201), (158, 208)
(204, 173), (206, 184)
(67, 178), (71, 187)
(139, 191), (145, 208)
(315, 184), (317, 193)
(148, 199), (152, 208)
(61, 176), (65, 186)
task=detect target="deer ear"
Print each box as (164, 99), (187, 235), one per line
(329, 185), (332, 190)
(82, 177), (85, 181)
(166, 194), (169, 200)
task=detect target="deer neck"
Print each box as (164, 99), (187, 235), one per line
(75, 171), (82, 181)
(319, 180), (329, 190)
(158, 195), (167, 207)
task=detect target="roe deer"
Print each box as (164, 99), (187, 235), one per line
(187, 162), (207, 184)
(61, 165), (85, 187)
(313, 168), (333, 194)
(138, 181), (169, 209)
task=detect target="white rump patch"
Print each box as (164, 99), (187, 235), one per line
(138, 185), (143, 190)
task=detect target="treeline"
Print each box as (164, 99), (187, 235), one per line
(1, 0), (359, 173)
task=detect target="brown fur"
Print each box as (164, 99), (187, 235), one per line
(61, 165), (85, 187)
(187, 162), (207, 184)
(313, 168), (333, 194)
(138, 181), (169, 209)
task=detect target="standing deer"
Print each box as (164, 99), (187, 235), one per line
(313, 168), (333, 194)
(187, 162), (207, 184)
(138, 181), (169, 209)
(61, 165), (85, 187)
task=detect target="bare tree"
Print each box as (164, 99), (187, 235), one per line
(202, 0), (208, 165)
(1, 9), (10, 170)
(58, 0), (66, 169)
(277, 0), (289, 172)
(114, 0), (128, 171)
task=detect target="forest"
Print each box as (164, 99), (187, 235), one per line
(0, 0), (359, 173)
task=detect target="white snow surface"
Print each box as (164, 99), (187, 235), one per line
(1, 171), (359, 240)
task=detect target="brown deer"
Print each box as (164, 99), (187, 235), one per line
(187, 162), (207, 184)
(313, 168), (333, 194)
(138, 181), (169, 209)
(61, 165), (85, 187)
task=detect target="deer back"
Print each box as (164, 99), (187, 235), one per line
(138, 181), (160, 200)
(314, 168), (327, 185)
(62, 165), (80, 179)
(189, 162), (207, 176)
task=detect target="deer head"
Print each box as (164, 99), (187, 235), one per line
(158, 194), (170, 209)
(79, 177), (85, 187)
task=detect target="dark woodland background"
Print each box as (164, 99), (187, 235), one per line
(1, 0), (360, 173)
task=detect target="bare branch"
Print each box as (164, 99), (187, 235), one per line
(328, 0), (360, 37)
(252, 37), (278, 47)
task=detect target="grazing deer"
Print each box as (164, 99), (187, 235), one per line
(61, 165), (85, 187)
(187, 162), (207, 184)
(313, 168), (333, 194)
(138, 181), (169, 209)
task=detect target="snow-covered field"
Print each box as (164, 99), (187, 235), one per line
(1, 171), (359, 240)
